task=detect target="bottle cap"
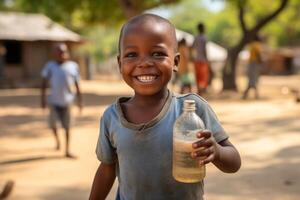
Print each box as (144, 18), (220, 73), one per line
(183, 99), (196, 110)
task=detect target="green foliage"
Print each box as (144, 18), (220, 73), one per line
(3, 0), (181, 30)
(0, 0), (182, 60)
(169, 0), (299, 48)
(262, 0), (300, 46)
(206, 7), (241, 48)
(79, 25), (120, 62)
(1, 0), (298, 60)
(168, 0), (240, 47)
(168, 0), (210, 34)
(7, 0), (125, 30)
(222, 0), (300, 47)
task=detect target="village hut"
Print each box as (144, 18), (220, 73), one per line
(0, 12), (83, 87)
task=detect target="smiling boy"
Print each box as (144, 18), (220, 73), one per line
(89, 14), (241, 200)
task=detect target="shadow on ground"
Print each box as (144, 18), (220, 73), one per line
(207, 145), (300, 199)
(0, 155), (65, 166)
(0, 92), (122, 108)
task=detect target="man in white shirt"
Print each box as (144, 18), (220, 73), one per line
(41, 43), (82, 158)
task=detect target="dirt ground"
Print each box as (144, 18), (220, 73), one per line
(0, 75), (300, 200)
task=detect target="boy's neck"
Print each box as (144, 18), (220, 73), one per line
(132, 89), (169, 108)
(120, 89), (170, 124)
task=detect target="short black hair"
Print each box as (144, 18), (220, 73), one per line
(118, 13), (178, 54)
(197, 22), (205, 33)
(178, 38), (186, 46)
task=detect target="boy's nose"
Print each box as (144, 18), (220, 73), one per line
(137, 56), (154, 68)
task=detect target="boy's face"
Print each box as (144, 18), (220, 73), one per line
(118, 21), (179, 96)
(53, 44), (69, 63)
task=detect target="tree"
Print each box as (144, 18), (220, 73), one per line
(222, 0), (289, 90)
(117, 0), (181, 18)
(4, 0), (181, 30)
(1, 0), (181, 61)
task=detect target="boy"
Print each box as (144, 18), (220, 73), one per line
(89, 14), (241, 200)
(41, 43), (82, 158)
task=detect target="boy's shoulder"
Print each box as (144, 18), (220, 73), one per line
(101, 96), (131, 120)
(172, 92), (209, 105)
(43, 60), (57, 68)
(65, 60), (78, 67)
(172, 92), (212, 114)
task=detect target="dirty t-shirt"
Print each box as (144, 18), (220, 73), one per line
(96, 92), (228, 200)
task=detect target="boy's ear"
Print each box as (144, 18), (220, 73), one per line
(173, 53), (180, 72)
(117, 55), (121, 73)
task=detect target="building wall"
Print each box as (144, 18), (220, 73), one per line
(1, 40), (85, 88)
(23, 41), (52, 78)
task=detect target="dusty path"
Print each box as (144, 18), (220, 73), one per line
(0, 75), (299, 200)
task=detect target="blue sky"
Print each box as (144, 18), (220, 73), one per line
(202, 0), (225, 12)
(148, 0), (225, 18)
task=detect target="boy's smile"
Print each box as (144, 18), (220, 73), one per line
(118, 18), (179, 96)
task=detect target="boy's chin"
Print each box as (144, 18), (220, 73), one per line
(133, 87), (167, 96)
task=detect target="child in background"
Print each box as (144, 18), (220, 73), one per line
(41, 43), (82, 158)
(89, 14), (241, 200)
(242, 35), (262, 99)
(178, 38), (193, 94)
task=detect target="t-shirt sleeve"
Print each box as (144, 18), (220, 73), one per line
(197, 101), (228, 143)
(41, 63), (51, 78)
(95, 116), (117, 164)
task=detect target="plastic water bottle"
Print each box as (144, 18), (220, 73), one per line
(173, 99), (206, 183)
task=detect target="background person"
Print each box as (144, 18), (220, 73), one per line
(178, 38), (193, 93)
(242, 35), (262, 99)
(192, 22), (210, 95)
(41, 43), (82, 158)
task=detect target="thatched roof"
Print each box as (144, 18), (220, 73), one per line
(0, 12), (81, 42)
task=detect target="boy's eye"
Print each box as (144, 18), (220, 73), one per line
(152, 52), (167, 57)
(124, 52), (137, 58)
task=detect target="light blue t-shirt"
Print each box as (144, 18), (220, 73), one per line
(41, 60), (80, 106)
(96, 92), (228, 200)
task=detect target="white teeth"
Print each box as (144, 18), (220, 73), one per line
(137, 75), (156, 82)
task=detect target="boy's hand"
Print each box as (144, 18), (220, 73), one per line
(191, 130), (220, 165)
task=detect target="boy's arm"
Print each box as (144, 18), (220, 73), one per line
(75, 81), (83, 111)
(89, 162), (116, 200)
(213, 139), (241, 173)
(41, 78), (47, 109)
(193, 131), (241, 173)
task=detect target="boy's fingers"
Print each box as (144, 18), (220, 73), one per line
(199, 154), (214, 165)
(193, 139), (213, 148)
(192, 146), (214, 157)
(197, 130), (212, 138)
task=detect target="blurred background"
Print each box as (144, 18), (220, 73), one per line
(0, 0), (299, 199)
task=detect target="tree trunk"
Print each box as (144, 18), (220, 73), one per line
(117, 0), (140, 18)
(222, 0), (289, 91)
(222, 51), (238, 91)
(222, 39), (248, 91)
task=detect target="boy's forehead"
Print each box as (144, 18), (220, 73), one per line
(124, 19), (171, 36)
(121, 20), (176, 45)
